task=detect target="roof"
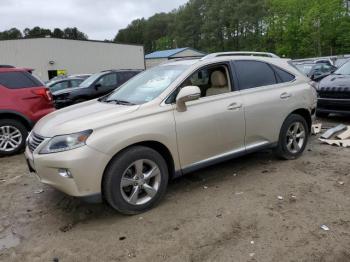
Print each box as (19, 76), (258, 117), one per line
(0, 37), (144, 48)
(145, 47), (206, 59)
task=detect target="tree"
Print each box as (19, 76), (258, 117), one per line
(0, 28), (22, 40)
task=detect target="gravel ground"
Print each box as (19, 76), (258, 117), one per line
(0, 116), (350, 262)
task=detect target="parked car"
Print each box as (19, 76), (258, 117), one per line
(47, 78), (85, 93)
(293, 61), (337, 80)
(0, 66), (54, 156)
(53, 70), (142, 108)
(316, 60), (350, 117)
(45, 74), (91, 86)
(25, 52), (316, 214)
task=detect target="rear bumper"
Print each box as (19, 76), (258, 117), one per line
(317, 98), (350, 114)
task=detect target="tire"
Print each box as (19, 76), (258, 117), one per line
(274, 114), (309, 160)
(0, 119), (28, 157)
(103, 146), (169, 214)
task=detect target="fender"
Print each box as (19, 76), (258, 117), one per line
(0, 109), (34, 129)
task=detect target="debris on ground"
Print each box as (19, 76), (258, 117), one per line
(320, 225), (330, 231)
(319, 125), (350, 148)
(34, 189), (44, 194)
(59, 223), (73, 233)
(235, 192), (244, 195)
(249, 253), (255, 257)
(321, 124), (347, 139)
(289, 194), (297, 202)
(311, 123), (322, 135)
(337, 181), (345, 185)
(250, 240), (255, 244)
(277, 196), (284, 200)
(203, 186), (208, 189)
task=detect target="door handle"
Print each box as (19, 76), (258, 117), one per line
(227, 103), (242, 110)
(280, 92), (292, 99)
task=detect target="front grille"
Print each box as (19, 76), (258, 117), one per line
(318, 86), (350, 99)
(28, 133), (45, 152)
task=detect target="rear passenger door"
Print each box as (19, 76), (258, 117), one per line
(231, 60), (296, 148)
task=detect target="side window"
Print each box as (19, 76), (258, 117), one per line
(50, 81), (69, 92)
(272, 65), (295, 83)
(117, 72), (134, 84)
(234, 61), (277, 90)
(0, 71), (42, 89)
(70, 79), (83, 88)
(180, 65), (231, 98)
(97, 73), (117, 86)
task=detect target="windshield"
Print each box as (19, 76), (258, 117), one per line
(102, 64), (189, 105)
(334, 61), (350, 75)
(80, 72), (105, 87)
(295, 64), (313, 75)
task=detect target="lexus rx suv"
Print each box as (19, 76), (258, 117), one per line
(25, 52), (317, 214)
(0, 66), (54, 156)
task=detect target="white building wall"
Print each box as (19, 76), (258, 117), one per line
(0, 38), (145, 81)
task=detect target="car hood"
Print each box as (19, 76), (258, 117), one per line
(33, 99), (140, 137)
(319, 74), (350, 88)
(52, 86), (90, 96)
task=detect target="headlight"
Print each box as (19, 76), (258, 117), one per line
(39, 130), (92, 154)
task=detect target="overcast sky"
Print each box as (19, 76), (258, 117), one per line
(0, 0), (188, 40)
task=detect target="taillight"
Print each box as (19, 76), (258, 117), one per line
(32, 88), (53, 101)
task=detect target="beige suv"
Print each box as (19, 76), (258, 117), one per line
(25, 52), (317, 214)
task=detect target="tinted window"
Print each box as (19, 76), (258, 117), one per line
(70, 79), (84, 87)
(97, 73), (117, 86)
(50, 81), (69, 92)
(235, 61), (277, 90)
(117, 72), (135, 84)
(272, 66), (295, 83)
(0, 71), (43, 89)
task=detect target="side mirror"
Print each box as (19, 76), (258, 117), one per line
(95, 83), (102, 90)
(176, 86), (201, 112)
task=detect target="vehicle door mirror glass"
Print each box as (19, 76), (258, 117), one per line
(176, 85), (201, 112)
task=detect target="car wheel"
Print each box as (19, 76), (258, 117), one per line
(0, 119), (28, 157)
(275, 114), (309, 160)
(103, 146), (169, 214)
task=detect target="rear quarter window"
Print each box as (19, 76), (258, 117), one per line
(272, 66), (295, 83)
(0, 71), (43, 89)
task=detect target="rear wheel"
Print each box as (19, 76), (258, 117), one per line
(103, 146), (169, 214)
(275, 114), (309, 160)
(0, 119), (28, 157)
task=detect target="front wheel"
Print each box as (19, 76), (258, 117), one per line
(103, 146), (169, 214)
(274, 114), (309, 160)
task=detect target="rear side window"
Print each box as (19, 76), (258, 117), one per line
(272, 65), (295, 83)
(234, 61), (277, 90)
(117, 72), (136, 84)
(0, 71), (43, 89)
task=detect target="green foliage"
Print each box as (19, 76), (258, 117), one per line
(115, 0), (350, 58)
(0, 27), (88, 40)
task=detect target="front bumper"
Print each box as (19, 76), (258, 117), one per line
(25, 143), (110, 199)
(317, 98), (350, 115)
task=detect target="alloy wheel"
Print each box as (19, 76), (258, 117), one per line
(286, 122), (306, 154)
(120, 159), (161, 205)
(0, 125), (23, 152)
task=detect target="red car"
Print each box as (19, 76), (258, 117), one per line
(0, 66), (55, 156)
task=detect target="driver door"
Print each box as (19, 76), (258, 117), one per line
(173, 63), (245, 171)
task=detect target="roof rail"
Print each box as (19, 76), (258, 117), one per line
(0, 65), (15, 68)
(201, 52), (280, 60)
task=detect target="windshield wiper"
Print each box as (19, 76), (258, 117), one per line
(104, 99), (136, 105)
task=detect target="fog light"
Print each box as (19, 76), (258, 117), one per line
(58, 168), (73, 178)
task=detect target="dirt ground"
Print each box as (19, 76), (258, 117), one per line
(0, 116), (350, 262)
